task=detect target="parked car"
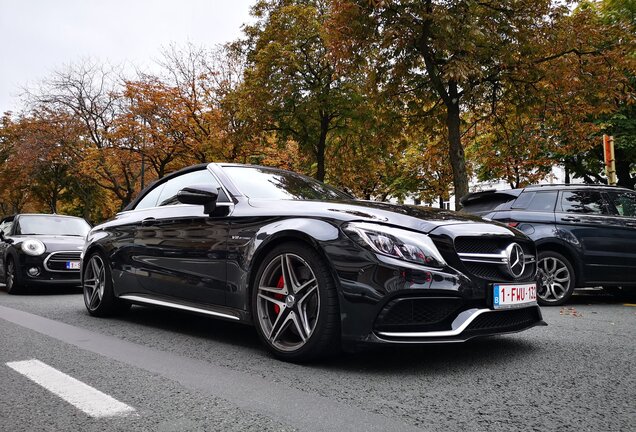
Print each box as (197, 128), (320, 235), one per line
(0, 214), (91, 294)
(461, 184), (636, 305)
(82, 163), (545, 361)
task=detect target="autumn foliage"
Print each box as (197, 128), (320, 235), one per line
(0, 0), (634, 222)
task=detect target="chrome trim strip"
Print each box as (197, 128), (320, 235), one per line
(377, 308), (491, 338)
(458, 252), (536, 265)
(118, 295), (240, 321)
(458, 252), (507, 259)
(43, 251), (82, 273)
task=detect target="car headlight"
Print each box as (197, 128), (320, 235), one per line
(343, 222), (446, 268)
(21, 239), (46, 256)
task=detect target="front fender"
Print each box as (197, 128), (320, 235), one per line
(227, 217), (341, 312)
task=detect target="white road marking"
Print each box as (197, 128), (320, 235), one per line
(6, 359), (135, 418)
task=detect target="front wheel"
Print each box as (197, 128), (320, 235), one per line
(83, 252), (130, 317)
(537, 251), (576, 306)
(252, 243), (340, 362)
(5, 257), (25, 295)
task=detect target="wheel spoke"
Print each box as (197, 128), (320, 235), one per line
(89, 285), (100, 308)
(296, 278), (316, 296)
(269, 309), (292, 342)
(553, 283), (566, 297)
(554, 267), (568, 277)
(90, 258), (101, 279)
(289, 311), (307, 342)
(257, 292), (286, 309)
(281, 254), (301, 293)
(259, 285), (288, 296)
(297, 302), (312, 336)
(297, 283), (317, 307)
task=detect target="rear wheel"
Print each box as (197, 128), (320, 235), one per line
(83, 252), (130, 317)
(537, 251), (575, 306)
(5, 257), (25, 295)
(252, 242), (340, 362)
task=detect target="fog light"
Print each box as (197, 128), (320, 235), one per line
(27, 267), (40, 277)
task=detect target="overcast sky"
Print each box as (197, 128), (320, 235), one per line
(0, 0), (253, 114)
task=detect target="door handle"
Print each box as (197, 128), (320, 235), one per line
(561, 216), (581, 222)
(141, 218), (157, 227)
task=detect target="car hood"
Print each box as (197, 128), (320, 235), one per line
(11, 235), (86, 251)
(246, 199), (491, 233)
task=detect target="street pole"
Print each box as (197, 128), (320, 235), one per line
(141, 153), (145, 190)
(603, 135), (617, 186)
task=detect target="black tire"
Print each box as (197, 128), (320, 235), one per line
(83, 251), (130, 317)
(251, 242), (340, 362)
(537, 251), (576, 306)
(5, 257), (25, 295)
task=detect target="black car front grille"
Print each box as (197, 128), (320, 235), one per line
(454, 236), (536, 282)
(455, 237), (507, 254)
(464, 307), (541, 334)
(45, 251), (82, 272)
(374, 297), (465, 332)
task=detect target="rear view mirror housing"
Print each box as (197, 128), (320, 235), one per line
(177, 184), (219, 215)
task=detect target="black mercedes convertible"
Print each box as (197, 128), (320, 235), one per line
(82, 163), (545, 361)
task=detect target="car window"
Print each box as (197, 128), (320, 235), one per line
(514, 191), (558, 212)
(223, 166), (353, 201)
(135, 183), (165, 210)
(607, 191), (636, 217)
(156, 169), (221, 207)
(15, 215), (90, 236)
(559, 191), (606, 214)
(464, 196), (516, 213)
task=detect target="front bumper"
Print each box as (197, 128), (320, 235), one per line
(373, 305), (545, 343)
(18, 253), (81, 287)
(326, 231), (544, 348)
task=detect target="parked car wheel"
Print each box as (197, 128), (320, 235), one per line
(252, 243), (340, 362)
(5, 257), (25, 295)
(537, 251), (575, 306)
(83, 252), (130, 317)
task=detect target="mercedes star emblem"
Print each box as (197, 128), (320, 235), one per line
(505, 243), (526, 278)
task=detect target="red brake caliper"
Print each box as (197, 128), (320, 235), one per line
(274, 275), (285, 314)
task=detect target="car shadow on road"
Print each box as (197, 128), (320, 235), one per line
(110, 304), (542, 372)
(115, 305), (262, 350)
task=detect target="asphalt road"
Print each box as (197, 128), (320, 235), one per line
(0, 289), (634, 432)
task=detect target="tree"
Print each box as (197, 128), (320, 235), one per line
(238, 0), (364, 181)
(27, 61), (142, 209)
(332, 0), (634, 206)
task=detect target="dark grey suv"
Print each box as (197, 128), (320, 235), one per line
(461, 184), (636, 305)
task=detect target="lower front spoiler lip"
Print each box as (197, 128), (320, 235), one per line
(372, 305), (546, 344)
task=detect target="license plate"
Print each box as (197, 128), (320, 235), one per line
(66, 261), (80, 270)
(493, 283), (537, 309)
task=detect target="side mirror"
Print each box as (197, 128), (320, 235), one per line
(177, 184), (219, 215)
(0, 232), (13, 244)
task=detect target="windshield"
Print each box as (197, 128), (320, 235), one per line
(222, 166), (351, 201)
(16, 215), (91, 237)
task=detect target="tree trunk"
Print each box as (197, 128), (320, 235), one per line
(316, 114), (329, 182)
(445, 91), (469, 209)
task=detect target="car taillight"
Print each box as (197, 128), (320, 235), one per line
(507, 221), (520, 228)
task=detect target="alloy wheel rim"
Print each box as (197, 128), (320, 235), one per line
(84, 255), (106, 311)
(6, 261), (14, 289)
(256, 253), (320, 352)
(538, 257), (571, 302)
